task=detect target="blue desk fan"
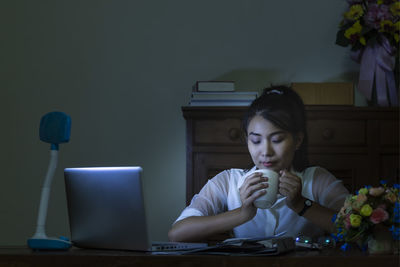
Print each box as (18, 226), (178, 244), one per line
(27, 111), (72, 250)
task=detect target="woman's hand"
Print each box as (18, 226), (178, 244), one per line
(278, 170), (305, 212)
(238, 172), (268, 221)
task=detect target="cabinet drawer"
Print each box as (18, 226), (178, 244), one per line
(380, 120), (399, 146)
(308, 154), (370, 193)
(188, 152), (253, 203)
(307, 119), (366, 146)
(194, 119), (245, 145)
(194, 118), (368, 147)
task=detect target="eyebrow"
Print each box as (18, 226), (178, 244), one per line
(248, 131), (286, 137)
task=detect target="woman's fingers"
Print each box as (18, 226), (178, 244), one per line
(241, 174), (268, 197)
(242, 187), (267, 207)
(279, 185), (297, 200)
(248, 188), (267, 201)
(279, 170), (301, 186)
(245, 173), (268, 186)
(240, 172), (269, 206)
(278, 170), (303, 206)
(242, 182), (268, 199)
(279, 180), (301, 194)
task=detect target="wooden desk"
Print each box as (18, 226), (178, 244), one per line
(0, 247), (398, 267)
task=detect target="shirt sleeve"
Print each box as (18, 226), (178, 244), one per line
(311, 167), (350, 211)
(174, 170), (230, 223)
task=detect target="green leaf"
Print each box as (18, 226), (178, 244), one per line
(351, 42), (363, 51)
(336, 29), (350, 47)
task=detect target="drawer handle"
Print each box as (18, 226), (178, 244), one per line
(228, 128), (241, 141)
(322, 128), (334, 140)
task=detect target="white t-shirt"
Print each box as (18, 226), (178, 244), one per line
(175, 166), (349, 239)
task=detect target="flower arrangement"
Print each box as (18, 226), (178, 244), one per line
(336, 0), (399, 51)
(335, 0), (400, 107)
(333, 180), (400, 252)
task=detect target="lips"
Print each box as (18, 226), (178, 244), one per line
(262, 161), (274, 167)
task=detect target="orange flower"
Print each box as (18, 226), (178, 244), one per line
(356, 193), (367, 204)
(384, 191), (397, 203)
(369, 187), (385, 197)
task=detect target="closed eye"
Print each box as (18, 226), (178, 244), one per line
(248, 133), (261, 145)
(271, 133), (286, 143)
(271, 137), (283, 143)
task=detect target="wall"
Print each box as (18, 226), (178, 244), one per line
(0, 0), (360, 245)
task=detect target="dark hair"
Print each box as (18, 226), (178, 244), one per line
(242, 85), (309, 171)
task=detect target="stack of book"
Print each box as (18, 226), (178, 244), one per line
(189, 81), (258, 106)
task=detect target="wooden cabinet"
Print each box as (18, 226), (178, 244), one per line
(182, 106), (399, 204)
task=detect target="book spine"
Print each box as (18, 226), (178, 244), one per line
(189, 99), (253, 106)
(193, 81), (235, 92)
(191, 92), (257, 101)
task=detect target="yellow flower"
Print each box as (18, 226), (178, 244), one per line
(395, 22), (400, 43)
(350, 214), (362, 228)
(390, 2), (400, 16)
(344, 21), (366, 46)
(344, 21), (361, 39)
(360, 204), (373, 217)
(344, 5), (364, 21)
(358, 188), (368, 195)
(380, 20), (394, 33)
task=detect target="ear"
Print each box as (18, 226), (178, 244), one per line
(295, 132), (304, 150)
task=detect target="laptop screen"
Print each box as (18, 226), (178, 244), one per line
(64, 166), (150, 251)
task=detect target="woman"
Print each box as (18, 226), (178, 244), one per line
(168, 86), (349, 242)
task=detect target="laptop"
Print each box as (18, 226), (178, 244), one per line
(64, 166), (207, 252)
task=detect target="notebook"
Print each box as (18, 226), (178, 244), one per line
(64, 166), (207, 252)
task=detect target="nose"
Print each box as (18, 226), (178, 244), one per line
(261, 140), (273, 157)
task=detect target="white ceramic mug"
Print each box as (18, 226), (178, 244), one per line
(244, 169), (279, 209)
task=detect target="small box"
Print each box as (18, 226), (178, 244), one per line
(292, 82), (354, 105)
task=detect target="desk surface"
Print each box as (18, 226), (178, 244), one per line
(0, 247), (399, 267)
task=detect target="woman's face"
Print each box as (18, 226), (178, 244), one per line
(246, 115), (303, 172)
